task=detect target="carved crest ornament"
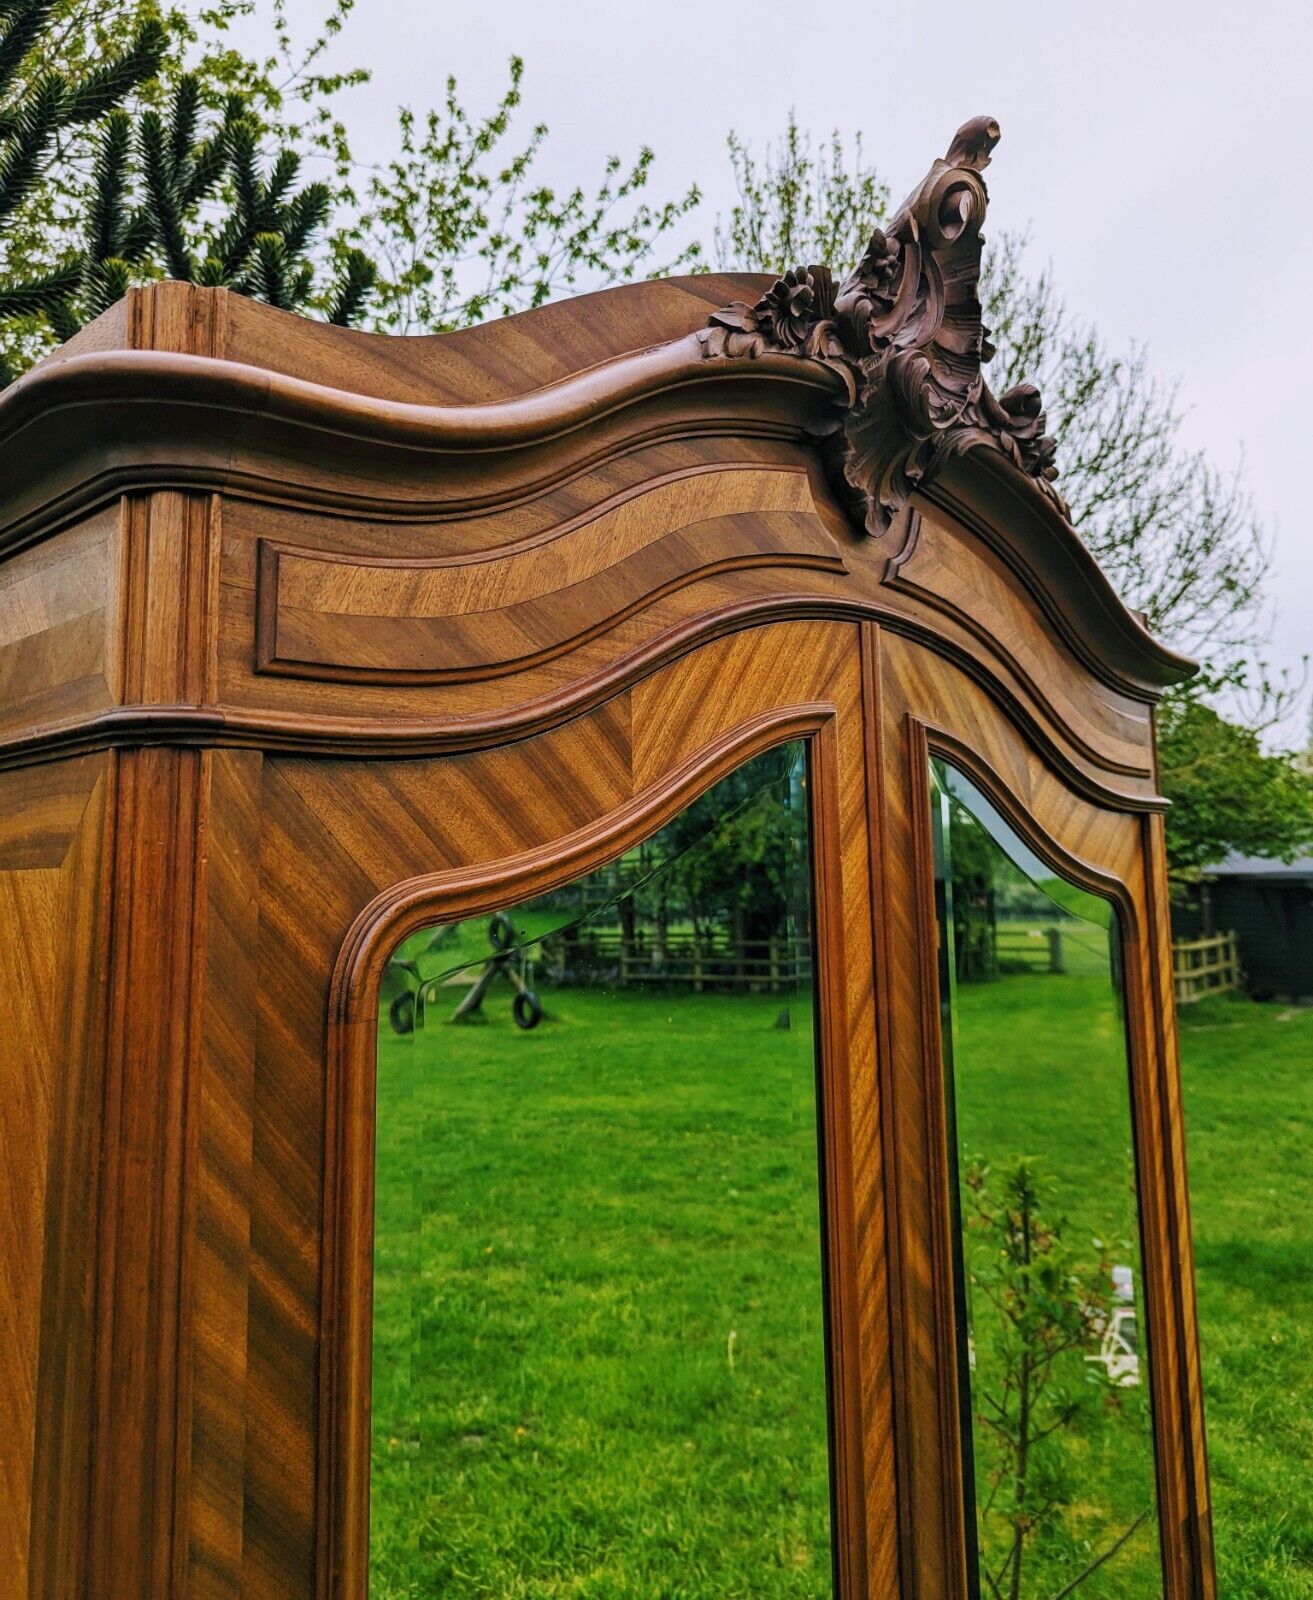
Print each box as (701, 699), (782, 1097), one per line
(699, 116), (1069, 537)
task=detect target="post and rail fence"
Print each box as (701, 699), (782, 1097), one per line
(1171, 930), (1242, 1004)
(506, 918), (1241, 1003)
(540, 928), (813, 993)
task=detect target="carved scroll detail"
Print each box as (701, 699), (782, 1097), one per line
(698, 116), (1068, 536)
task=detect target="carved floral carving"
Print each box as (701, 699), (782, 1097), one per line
(698, 116), (1069, 536)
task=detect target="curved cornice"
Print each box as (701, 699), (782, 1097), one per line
(0, 334), (839, 453)
(920, 451), (1195, 693)
(0, 337), (840, 547)
(0, 233), (1194, 700)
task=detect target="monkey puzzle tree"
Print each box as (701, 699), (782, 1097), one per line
(1, 61), (376, 373)
(0, 7), (699, 380)
(0, 0), (379, 382)
(0, 0), (164, 377)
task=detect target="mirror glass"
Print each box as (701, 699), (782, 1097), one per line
(930, 758), (1163, 1599)
(370, 742), (835, 1597)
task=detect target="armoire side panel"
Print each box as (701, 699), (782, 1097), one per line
(184, 748), (265, 1600)
(0, 755), (111, 1600)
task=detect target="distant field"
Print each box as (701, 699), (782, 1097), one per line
(369, 939), (1313, 1599)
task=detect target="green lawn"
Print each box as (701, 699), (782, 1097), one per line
(370, 982), (832, 1599)
(369, 946), (1312, 1598)
(951, 972), (1313, 1599)
(950, 961), (1161, 1598)
(1178, 996), (1313, 1599)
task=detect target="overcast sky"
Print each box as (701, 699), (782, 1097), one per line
(235, 0), (1311, 740)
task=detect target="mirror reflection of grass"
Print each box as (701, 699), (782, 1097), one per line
(952, 969), (1160, 1599)
(370, 985), (833, 1600)
(371, 951), (1313, 1598)
(956, 983), (1313, 1600)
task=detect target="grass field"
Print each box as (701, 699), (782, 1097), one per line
(370, 977), (832, 1599)
(369, 934), (1312, 1598)
(947, 938), (1162, 1598)
(1177, 995), (1313, 1599)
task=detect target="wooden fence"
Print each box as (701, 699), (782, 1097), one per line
(995, 925), (1067, 975)
(1172, 930), (1241, 1004)
(539, 928), (811, 992)
(530, 921), (1240, 1002)
(956, 922), (1068, 981)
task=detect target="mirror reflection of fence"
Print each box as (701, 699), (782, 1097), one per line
(929, 758), (1164, 1600)
(370, 743), (837, 1598)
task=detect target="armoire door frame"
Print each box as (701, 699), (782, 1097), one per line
(870, 624), (1213, 1600)
(309, 614), (1213, 1600)
(314, 621), (897, 1600)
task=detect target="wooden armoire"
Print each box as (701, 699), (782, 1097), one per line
(0, 119), (1215, 1600)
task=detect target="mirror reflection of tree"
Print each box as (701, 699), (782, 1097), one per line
(933, 763), (1161, 1600)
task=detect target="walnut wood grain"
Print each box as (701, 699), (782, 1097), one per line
(89, 748), (209, 1599)
(0, 506), (120, 744)
(0, 756), (109, 1599)
(875, 629), (1215, 1600)
(184, 748), (263, 1600)
(885, 503), (1154, 777)
(317, 622), (894, 1600)
(256, 465), (844, 682)
(0, 278), (1190, 700)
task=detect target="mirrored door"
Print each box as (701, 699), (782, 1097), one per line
(369, 743), (837, 1597)
(928, 758), (1163, 1599)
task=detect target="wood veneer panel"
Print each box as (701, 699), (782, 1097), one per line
(890, 506), (1153, 774)
(184, 749), (264, 1600)
(89, 748), (209, 1600)
(882, 628), (1150, 858)
(259, 469), (840, 682)
(877, 631), (1116, 1598)
(633, 617), (899, 1590)
(301, 622), (896, 1600)
(120, 491), (219, 707)
(219, 441), (846, 719)
(248, 700), (635, 1597)
(0, 755), (108, 1600)
(195, 462), (1161, 819)
(0, 507), (119, 742)
(871, 654), (961, 1598)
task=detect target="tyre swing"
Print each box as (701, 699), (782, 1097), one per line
(450, 914), (544, 1029)
(384, 914), (545, 1035)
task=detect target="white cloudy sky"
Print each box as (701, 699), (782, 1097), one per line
(235, 0), (1311, 739)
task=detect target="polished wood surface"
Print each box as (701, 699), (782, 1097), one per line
(0, 247), (1213, 1600)
(0, 756), (109, 1600)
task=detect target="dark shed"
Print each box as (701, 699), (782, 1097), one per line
(1175, 854), (1313, 1001)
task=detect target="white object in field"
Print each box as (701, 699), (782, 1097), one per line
(1088, 1264), (1140, 1387)
(1099, 1304), (1140, 1387)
